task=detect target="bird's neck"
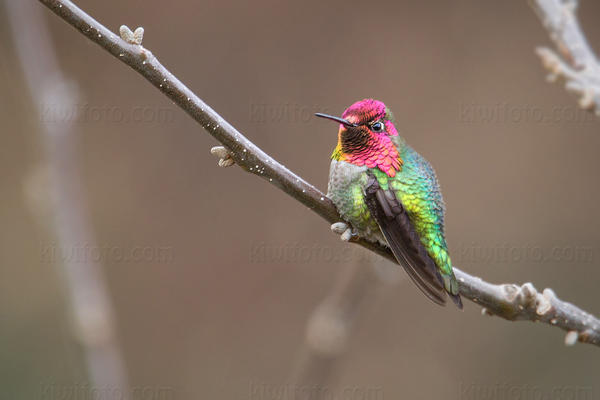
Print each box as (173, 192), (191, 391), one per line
(331, 135), (403, 177)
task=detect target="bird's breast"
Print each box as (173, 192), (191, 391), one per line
(327, 160), (384, 243)
(327, 160), (367, 202)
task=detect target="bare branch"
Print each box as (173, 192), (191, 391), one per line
(38, 0), (600, 347)
(7, 0), (130, 396)
(288, 259), (379, 399)
(530, 0), (600, 112)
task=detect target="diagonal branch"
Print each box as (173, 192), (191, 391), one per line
(38, 0), (600, 347)
(530, 0), (600, 112)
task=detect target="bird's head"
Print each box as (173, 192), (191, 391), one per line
(316, 99), (403, 177)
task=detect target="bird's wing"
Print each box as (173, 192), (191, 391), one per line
(364, 172), (448, 306)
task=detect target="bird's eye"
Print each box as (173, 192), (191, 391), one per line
(370, 121), (384, 132)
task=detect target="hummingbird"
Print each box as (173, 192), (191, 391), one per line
(316, 99), (462, 308)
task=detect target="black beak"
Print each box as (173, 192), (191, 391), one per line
(314, 113), (357, 128)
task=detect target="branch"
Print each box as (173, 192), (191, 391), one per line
(530, 0), (600, 112)
(7, 0), (130, 396)
(289, 263), (373, 399)
(39, 0), (600, 347)
(288, 254), (398, 399)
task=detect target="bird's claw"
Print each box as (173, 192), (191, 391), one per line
(331, 222), (357, 242)
(210, 146), (235, 167)
(331, 222), (348, 234)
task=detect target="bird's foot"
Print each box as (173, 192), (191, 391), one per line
(331, 222), (357, 242)
(210, 146), (235, 167)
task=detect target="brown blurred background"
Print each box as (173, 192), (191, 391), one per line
(1, 1), (599, 399)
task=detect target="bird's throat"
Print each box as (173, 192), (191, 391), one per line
(331, 134), (403, 177)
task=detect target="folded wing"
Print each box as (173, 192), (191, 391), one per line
(364, 173), (449, 306)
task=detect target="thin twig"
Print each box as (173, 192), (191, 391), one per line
(38, 0), (600, 347)
(7, 0), (130, 396)
(288, 254), (385, 399)
(530, 0), (600, 112)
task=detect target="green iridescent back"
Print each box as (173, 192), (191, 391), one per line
(386, 139), (452, 279)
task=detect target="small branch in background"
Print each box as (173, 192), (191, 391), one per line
(288, 253), (402, 400)
(38, 0), (600, 347)
(530, 0), (600, 113)
(288, 262), (376, 400)
(6, 0), (129, 397)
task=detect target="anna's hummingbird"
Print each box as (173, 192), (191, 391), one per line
(316, 99), (462, 308)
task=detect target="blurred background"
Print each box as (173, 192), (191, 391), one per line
(1, 0), (599, 399)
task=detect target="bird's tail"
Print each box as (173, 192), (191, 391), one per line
(442, 272), (463, 309)
(449, 291), (463, 309)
